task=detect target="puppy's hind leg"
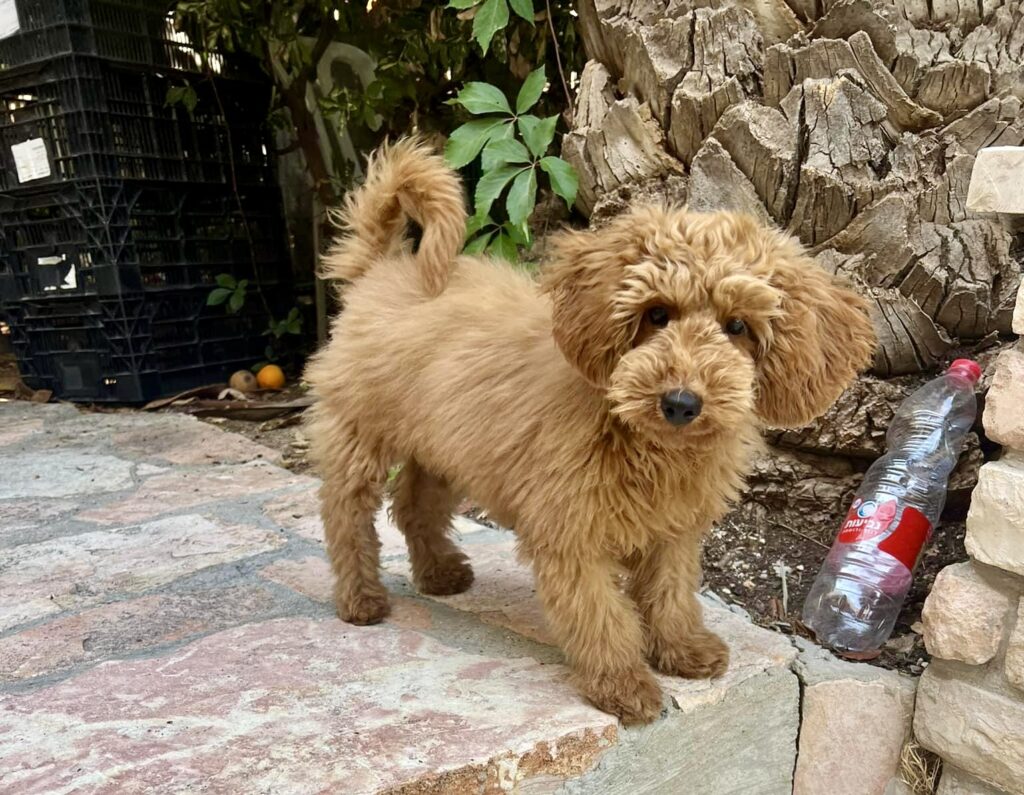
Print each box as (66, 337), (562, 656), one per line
(390, 459), (473, 596)
(316, 420), (391, 625)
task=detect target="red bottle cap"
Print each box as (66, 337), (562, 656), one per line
(947, 358), (982, 384)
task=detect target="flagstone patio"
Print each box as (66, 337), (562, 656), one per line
(0, 402), (839, 793)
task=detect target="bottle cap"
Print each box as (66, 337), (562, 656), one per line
(947, 358), (982, 384)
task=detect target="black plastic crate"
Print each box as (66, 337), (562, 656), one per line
(0, 55), (273, 191)
(5, 286), (281, 401)
(0, 180), (289, 299)
(0, 0), (242, 77)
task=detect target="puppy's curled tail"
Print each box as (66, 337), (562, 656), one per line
(322, 137), (467, 296)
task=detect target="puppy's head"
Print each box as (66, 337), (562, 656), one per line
(541, 208), (876, 444)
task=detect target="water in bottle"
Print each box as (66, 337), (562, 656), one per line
(802, 358), (982, 656)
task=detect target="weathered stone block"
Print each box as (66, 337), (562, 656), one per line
(793, 644), (917, 795)
(561, 667), (799, 795)
(921, 561), (1013, 665)
(0, 618), (619, 793)
(884, 779), (914, 795)
(78, 461), (309, 525)
(0, 451), (134, 500)
(967, 146), (1024, 214)
(1014, 286), (1024, 336)
(914, 663), (1024, 793)
(0, 514), (284, 632)
(966, 458), (1024, 577)
(111, 416), (282, 465)
(1006, 598), (1024, 692)
(983, 348), (1024, 449)
(938, 766), (1012, 795)
(0, 585), (280, 683)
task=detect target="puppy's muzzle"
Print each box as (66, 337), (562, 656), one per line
(660, 389), (703, 426)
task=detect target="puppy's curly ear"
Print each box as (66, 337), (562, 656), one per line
(540, 224), (639, 387)
(753, 234), (876, 428)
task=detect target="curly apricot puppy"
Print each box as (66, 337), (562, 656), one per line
(305, 139), (876, 725)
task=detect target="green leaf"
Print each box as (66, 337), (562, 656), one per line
(207, 287), (232, 306)
(228, 289), (245, 314)
(489, 232), (518, 261)
(539, 156), (579, 207)
(453, 81), (512, 115)
(445, 118), (506, 169)
(166, 84), (198, 115)
(518, 114), (558, 158)
(506, 167), (537, 227)
(481, 137), (530, 171)
(472, 0), (509, 54)
(215, 273), (236, 289)
(447, 0), (479, 7)
(508, 0), (535, 23)
(473, 164), (521, 220)
(465, 212), (495, 238)
(516, 67), (545, 114)
(181, 85), (197, 115)
(487, 120), (514, 143)
(504, 220), (531, 246)
(464, 231), (495, 254)
(237, 279), (249, 291)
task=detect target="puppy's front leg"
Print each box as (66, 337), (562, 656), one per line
(533, 551), (663, 725)
(629, 536), (729, 679)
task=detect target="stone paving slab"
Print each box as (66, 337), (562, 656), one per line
(0, 402), (805, 793)
(1, 618), (617, 795)
(0, 515), (285, 632)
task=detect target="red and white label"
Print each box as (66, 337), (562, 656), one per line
(837, 497), (932, 569)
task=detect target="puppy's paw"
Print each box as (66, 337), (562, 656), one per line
(415, 553), (474, 596)
(578, 667), (664, 726)
(651, 629), (730, 679)
(336, 588), (391, 626)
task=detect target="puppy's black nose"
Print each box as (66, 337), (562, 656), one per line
(661, 389), (703, 426)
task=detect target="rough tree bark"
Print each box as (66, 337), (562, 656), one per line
(567, 0), (1023, 539)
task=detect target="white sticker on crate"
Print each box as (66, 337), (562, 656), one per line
(37, 254), (76, 291)
(0, 0), (19, 40)
(11, 138), (51, 182)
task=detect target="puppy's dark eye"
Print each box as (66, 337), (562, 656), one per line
(646, 306), (670, 328)
(725, 318), (747, 336)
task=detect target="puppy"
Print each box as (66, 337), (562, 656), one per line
(305, 139), (875, 724)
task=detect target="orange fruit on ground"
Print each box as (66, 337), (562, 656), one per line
(256, 364), (286, 390)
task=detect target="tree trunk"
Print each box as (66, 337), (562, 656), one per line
(568, 0), (1022, 540)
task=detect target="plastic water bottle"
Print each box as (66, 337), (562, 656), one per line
(802, 359), (982, 656)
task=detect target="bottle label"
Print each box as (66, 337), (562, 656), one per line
(837, 498), (932, 569)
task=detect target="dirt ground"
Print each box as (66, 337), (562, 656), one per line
(701, 513), (963, 675)
(200, 387), (316, 476)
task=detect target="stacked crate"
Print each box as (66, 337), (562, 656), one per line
(0, 0), (290, 401)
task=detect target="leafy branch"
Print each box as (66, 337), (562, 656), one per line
(447, 0), (535, 54)
(208, 275), (305, 364)
(207, 273), (249, 313)
(445, 66), (577, 260)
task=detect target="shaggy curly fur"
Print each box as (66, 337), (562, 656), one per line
(305, 138), (876, 725)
